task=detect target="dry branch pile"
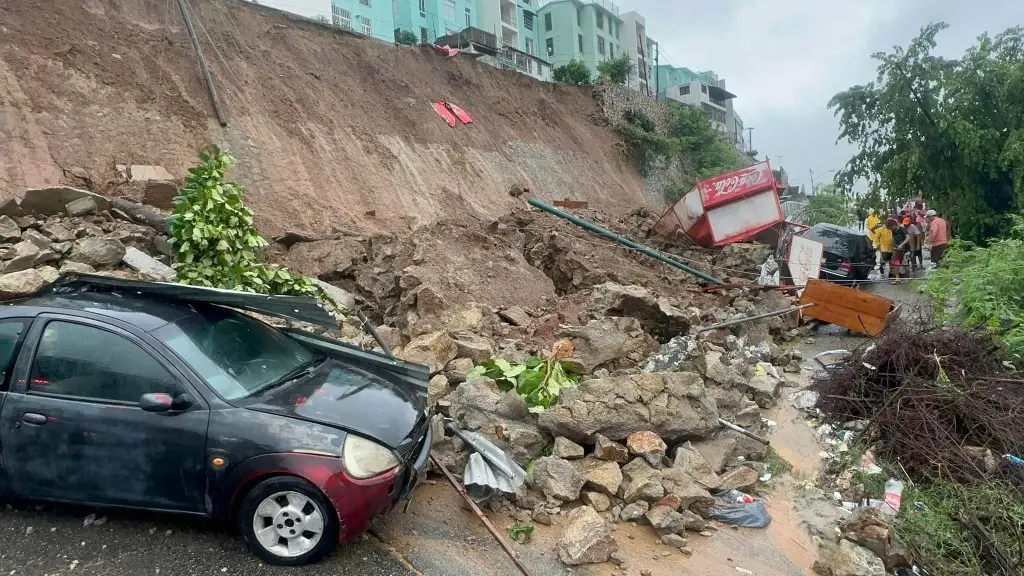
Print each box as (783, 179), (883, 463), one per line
(812, 323), (1024, 483)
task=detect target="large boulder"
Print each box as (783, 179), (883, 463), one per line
(19, 187), (111, 216)
(278, 237), (366, 280)
(0, 269), (49, 299)
(447, 379), (549, 466)
(572, 458), (623, 496)
(2, 241), (40, 273)
(829, 539), (886, 576)
(556, 506), (618, 565)
(717, 466), (759, 492)
(68, 236), (126, 267)
(559, 317), (659, 373)
(589, 282), (692, 341)
(643, 334), (707, 374)
(398, 331), (457, 375)
(533, 456), (586, 502)
(671, 442), (723, 490)
(0, 216), (21, 242)
(659, 467), (715, 518)
(619, 457), (664, 503)
(626, 431), (667, 467)
(537, 372), (719, 443)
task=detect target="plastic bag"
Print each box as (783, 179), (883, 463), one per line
(711, 490), (772, 529)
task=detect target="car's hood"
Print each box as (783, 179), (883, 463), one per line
(245, 359), (427, 449)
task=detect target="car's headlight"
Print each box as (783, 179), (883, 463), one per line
(342, 434), (400, 479)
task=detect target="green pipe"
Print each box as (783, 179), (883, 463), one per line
(527, 199), (725, 285)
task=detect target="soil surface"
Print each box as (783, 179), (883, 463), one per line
(0, 0), (649, 236)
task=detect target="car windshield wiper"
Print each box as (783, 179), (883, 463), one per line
(248, 356), (326, 397)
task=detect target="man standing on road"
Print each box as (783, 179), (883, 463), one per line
(865, 208), (881, 272)
(903, 216), (923, 273)
(926, 209), (950, 267)
(873, 218), (895, 277)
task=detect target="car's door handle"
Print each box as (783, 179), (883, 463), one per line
(22, 413), (47, 425)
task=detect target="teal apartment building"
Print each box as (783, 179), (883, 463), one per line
(535, 0), (623, 75)
(393, 0), (477, 44)
(330, 0), (397, 42)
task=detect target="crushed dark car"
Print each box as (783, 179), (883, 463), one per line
(786, 223), (875, 284)
(0, 274), (431, 566)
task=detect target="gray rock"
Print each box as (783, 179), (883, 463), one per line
(718, 466), (759, 493)
(660, 533), (688, 548)
(58, 261), (96, 275)
(626, 431), (667, 467)
(734, 397), (763, 427)
(688, 435), (738, 474)
(552, 437), (585, 460)
(0, 269), (49, 299)
(680, 509), (707, 531)
(531, 507), (552, 525)
(619, 458), (664, 503)
(704, 351), (747, 387)
(574, 458), (623, 496)
(643, 334), (707, 374)
(671, 442), (722, 489)
(65, 196), (98, 217)
(443, 357), (474, 385)
(582, 491), (611, 512)
(0, 216), (21, 242)
(21, 229), (52, 251)
(559, 316), (659, 373)
(659, 468), (715, 518)
(589, 282), (691, 340)
(20, 187), (110, 216)
(829, 539), (886, 576)
(537, 372), (719, 443)
(68, 236), (126, 267)
(593, 434), (630, 463)
(450, 333), (494, 364)
(40, 222), (75, 243)
(618, 501), (649, 522)
(748, 363), (784, 408)
(447, 379), (549, 466)
(497, 306), (531, 327)
(556, 506), (618, 565)
(2, 241), (40, 273)
(122, 247), (176, 281)
(399, 331), (457, 375)
(646, 505), (686, 535)
(533, 456), (586, 502)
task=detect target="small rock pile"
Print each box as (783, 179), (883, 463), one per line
(0, 187), (176, 298)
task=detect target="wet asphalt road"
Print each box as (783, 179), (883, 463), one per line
(0, 500), (415, 576)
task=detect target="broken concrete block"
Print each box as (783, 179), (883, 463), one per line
(65, 196), (98, 217)
(122, 247), (175, 281)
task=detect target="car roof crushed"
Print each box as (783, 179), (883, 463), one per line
(44, 273), (339, 330)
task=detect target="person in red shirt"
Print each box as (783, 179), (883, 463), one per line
(926, 209), (950, 266)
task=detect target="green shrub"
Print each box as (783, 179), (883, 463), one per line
(553, 59), (593, 85)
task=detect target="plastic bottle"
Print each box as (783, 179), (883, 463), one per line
(882, 478), (903, 516)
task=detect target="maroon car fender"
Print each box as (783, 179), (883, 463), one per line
(216, 452), (401, 541)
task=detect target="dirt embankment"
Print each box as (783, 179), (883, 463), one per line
(0, 0), (649, 236)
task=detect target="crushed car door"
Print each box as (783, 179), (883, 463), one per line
(0, 316), (209, 512)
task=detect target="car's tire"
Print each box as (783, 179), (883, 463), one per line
(237, 476), (340, 566)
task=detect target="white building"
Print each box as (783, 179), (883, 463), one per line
(663, 72), (746, 153)
(619, 11), (653, 96)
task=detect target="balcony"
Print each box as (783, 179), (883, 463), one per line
(501, 12), (516, 27)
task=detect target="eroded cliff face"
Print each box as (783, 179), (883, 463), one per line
(0, 0), (649, 236)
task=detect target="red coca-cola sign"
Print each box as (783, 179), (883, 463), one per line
(697, 162), (776, 208)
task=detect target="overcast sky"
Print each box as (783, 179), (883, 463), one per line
(618, 0), (1024, 191)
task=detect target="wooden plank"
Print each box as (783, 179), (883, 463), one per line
(553, 200), (588, 209)
(799, 278), (895, 336)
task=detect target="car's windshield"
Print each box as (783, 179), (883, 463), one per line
(152, 306), (325, 401)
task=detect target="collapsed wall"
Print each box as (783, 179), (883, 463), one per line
(0, 0), (651, 236)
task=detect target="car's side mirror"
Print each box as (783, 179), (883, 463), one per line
(171, 393), (195, 411)
(139, 393), (174, 413)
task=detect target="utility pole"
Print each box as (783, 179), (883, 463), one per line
(808, 169), (815, 196)
(746, 127), (754, 153)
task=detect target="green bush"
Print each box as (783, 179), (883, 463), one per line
(553, 59), (593, 85)
(596, 54), (635, 85)
(395, 29), (418, 45)
(168, 146), (327, 301)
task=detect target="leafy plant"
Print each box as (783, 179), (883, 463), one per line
(922, 216), (1024, 356)
(169, 146), (330, 303)
(509, 521), (535, 544)
(466, 341), (579, 412)
(395, 29), (418, 45)
(553, 59), (593, 85)
(596, 54), (635, 85)
(802, 182), (857, 227)
(829, 23), (1024, 245)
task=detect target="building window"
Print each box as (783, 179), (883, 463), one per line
(576, 9), (581, 26)
(596, 12), (603, 29)
(421, 27), (429, 44)
(361, 16), (372, 35)
(544, 12), (552, 32)
(523, 11), (534, 31)
(465, 7), (471, 27)
(525, 37), (534, 55)
(545, 37), (554, 56)
(679, 85), (690, 96)
(609, 44), (614, 58)
(331, 5), (352, 28)
(701, 84), (708, 94)
(577, 34), (583, 53)
(443, 0), (456, 21)
(360, 0), (370, 5)
(419, 0), (425, 17)
(597, 36), (605, 56)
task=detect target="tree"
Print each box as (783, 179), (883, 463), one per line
(829, 23), (1024, 244)
(553, 59), (593, 85)
(596, 54), (635, 85)
(395, 29), (418, 45)
(802, 182), (856, 227)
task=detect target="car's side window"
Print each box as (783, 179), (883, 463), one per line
(0, 319), (28, 391)
(29, 321), (180, 404)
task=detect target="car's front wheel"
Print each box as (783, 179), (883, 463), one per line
(238, 476), (339, 566)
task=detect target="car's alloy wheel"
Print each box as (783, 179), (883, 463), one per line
(238, 477), (339, 565)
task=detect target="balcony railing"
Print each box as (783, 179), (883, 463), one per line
(501, 12), (516, 26)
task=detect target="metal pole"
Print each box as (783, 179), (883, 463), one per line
(808, 169), (815, 196)
(527, 199), (724, 284)
(746, 127), (754, 153)
(176, 0), (228, 126)
(696, 303), (814, 333)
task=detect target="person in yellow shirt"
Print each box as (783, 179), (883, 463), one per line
(865, 209), (881, 272)
(873, 218), (895, 277)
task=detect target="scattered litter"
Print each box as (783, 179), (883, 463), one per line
(758, 473), (772, 483)
(711, 490), (772, 529)
(432, 44), (462, 57)
(431, 101), (472, 127)
(881, 478), (903, 517)
(859, 451), (882, 474)
(735, 568), (754, 575)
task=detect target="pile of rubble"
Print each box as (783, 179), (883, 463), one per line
(0, 186), (175, 297)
